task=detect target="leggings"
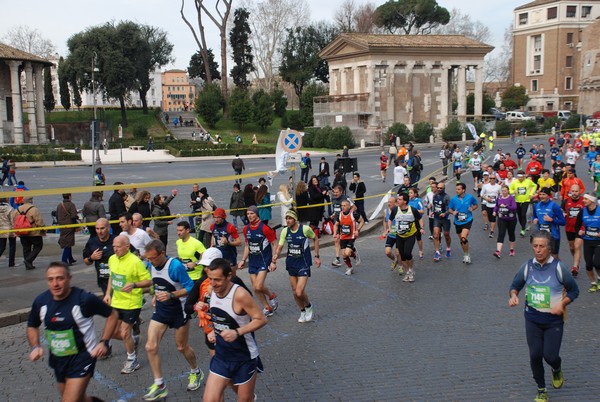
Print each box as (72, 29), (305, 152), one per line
(395, 235), (416, 261)
(583, 240), (600, 271)
(517, 202), (530, 229)
(525, 319), (563, 389)
(496, 219), (517, 243)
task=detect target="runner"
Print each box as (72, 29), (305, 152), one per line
(330, 185), (354, 267)
(333, 199), (364, 276)
(210, 207), (242, 267)
(451, 147), (463, 182)
(561, 184), (584, 276)
(380, 151), (389, 182)
(390, 193), (423, 282)
(82, 217), (115, 294)
(509, 231), (579, 402)
(408, 187), (425, 259)
(432, 182), (452, 262)
(271, 209), (320, 322)
(526, 155), (543, 184)
(104, 235), (152, 374)
(143, 240), (202, 401)
(532, 188), (566, 259)
(202, 258), (268, 402)
(27, 262), (118, 402)
(509, 171), (538, 237)
(480, 174), (501, 238)
(559, 168), (585, 201)
(575, 194), (600, 293)
(424, 179), (437, 240)
(515, 143), (527, 169)
(493, 185), (517, 258)
(238, 205), (279, 317)
(176, 221), (207, 282)
(448, 183), (478, 264)
(382, 195), (401, 271)
(119, 212), (153, 257)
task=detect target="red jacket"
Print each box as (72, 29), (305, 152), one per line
(562, 196), (584, 233)
(525, 161), (543, 176)
(560, 177), (585, 199)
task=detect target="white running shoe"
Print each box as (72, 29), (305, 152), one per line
(345, 267), (353, 276)
(121, 359), (141, 374)
(298, 311), (306, 323)
(354, 251), (361, 266)
(304, 305), (314, 322)
(464, 255), (472, 264)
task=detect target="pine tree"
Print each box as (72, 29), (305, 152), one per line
(43, 67), (55, 112)
(229, 8), (255, 89)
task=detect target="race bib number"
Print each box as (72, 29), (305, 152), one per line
(527, 285), (551, 310)
(434, 205), (442, 213)
(333, 204), (341, 214)
(249, 243), (261, 255)
(46, 329), (78, 357)
(568, 208), (580, 218)
(98, 263), (109, 278)
(397, 222), (410, 234)
(457, 212), (468, 222)
(111, 273), (126, 291)
(488, 195), (497, 204)
(288, 245), (302, 257)
(585, 227), (599, 238)
(539, 223), (551, 232)
(518, 188), (526, 195)
(341, 225), (351, 235)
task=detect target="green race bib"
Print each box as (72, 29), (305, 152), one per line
(527, 285), (551, 309)
(111, 273), (126, 291)
(46, 329), (78, 357)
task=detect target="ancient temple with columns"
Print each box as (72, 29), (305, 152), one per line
(316, 33), (494, 142)
(0, 43), (53, 144)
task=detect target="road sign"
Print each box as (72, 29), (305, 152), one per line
(281, 129), (302, 153)
(287, 152), (302, 163)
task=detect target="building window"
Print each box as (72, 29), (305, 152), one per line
(564, 101), (573, 109)
(533, 55), (542, 71)
(566, 5), (577, 17)
(534, 35), (542, 52)
(567, 32), (573, 44)
(519, 12), (528, 25)
(582, 5), (592, 17)
(565, 76), (573, 90)
(566, 55), (573, 68)
(548, 6), (557, 19)
(531, 79), (538, 92)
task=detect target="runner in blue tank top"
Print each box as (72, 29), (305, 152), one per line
(448, 183), (478, 264)
(271, 209), (321, 323)
(574, 193), (600, 293)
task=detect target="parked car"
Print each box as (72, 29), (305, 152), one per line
(505, 111), (535, 121)
(489, 108), (505, 120)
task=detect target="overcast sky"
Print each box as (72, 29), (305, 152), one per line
(1, 0), (524, 67)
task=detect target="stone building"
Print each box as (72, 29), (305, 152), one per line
(161, 69), (196, 112)
(578, 17), (600, 115)
(315, 33), (493, 142)
(512, 0), (600, 112)
(0, 43), (52, 144)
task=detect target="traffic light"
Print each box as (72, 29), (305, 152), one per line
(90, 120), (100, 148)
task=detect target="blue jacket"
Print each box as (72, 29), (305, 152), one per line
(533, 199), (566, 239)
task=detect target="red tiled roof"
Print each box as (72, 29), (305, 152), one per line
(0, 42), (53, 66)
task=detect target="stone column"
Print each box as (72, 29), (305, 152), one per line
(353, 66), (360, 94)
(24, 62), (38, 144)
(34, 63), (46, 144)
(404, 62), (415, 125)
(456, 65), (467, 122)
(330, 69), (338, 95)
(340, 67), (348, 95)
(8, 61), (23, 144)
(366, 65), (375, 113)
(439, 64), (451, 127)
(0, 69), (5, 141)
(474, 65), (483, 119)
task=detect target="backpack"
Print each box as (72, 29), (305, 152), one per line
(14, 206), (34, 236)
(300, 156), (307, 169)
(14, 187), (25, 205)
(321, 218), (334, 235)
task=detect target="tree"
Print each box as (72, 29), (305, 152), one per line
(466, 93), (495, 115)
(229, 88), (253, 130)
(375, 0), (450, 35)
(3, 25), (56, 58)
(334, 0), (378, 33)
(413, 122), (433, 143)
(196, 83), (223, 129)
(389, 122), (413, 143)
(181, 0), (214, 85)
(279, 26), (321, 101)
(136, 25), (174, 114)
(252, 89), (274, 131)
(501, 85), (529, 110)
(432, 8), (491, 43)
(188, 49), (221, 81)
(71, 78), (82, 109)
(299, 83), (327, 127)
(43, 67), (55, 112)
(57, 57), (71, 111)
(484, 24), (512, 86)
(270, 88), (287, 118)
(242, 0), (309, 91)
(229, 8), (255, 89)
(311, 21), (340, 83)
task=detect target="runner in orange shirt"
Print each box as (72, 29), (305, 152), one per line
(333, 199), (364, 276)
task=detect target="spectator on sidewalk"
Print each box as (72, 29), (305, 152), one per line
(17, 197), (45, 270)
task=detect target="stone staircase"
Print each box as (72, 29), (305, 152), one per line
(160, 111), (208, 140)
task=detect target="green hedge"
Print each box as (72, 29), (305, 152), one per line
(0, 146), (81, 162)
(413, 122), (433, 143)
(442, 119), (463, 141)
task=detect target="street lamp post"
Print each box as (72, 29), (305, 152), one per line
(92, 52), (101, 166)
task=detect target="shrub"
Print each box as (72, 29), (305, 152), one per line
(563, 115), (582, 130)
(132, 124), (148, 139)
(302, 128), (316, 147)
(281, 110), (303, 130)
(326, 127), (355, 149)
(494, 120), (513, 136)
(389, 122), (412, 143)
(312, 126), (331, 148)
(413, 122), (434, 143)
(442, 119), (463, 141)
(542, 116), (559, 132)
(195, 83), (223, 129)
(520, 120), (538, 134)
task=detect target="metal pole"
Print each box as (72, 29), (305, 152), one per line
(92, 52), (101, 165)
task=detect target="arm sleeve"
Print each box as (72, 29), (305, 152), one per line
(278, 228), (288, 246)
(135, 260), (152, 281)
(574, 209), (583, 233)
(27, 298), (41, 328)
(552, 203), (566, 225)
(263, 224), (277, 243)
(303, 225), (315, 239)
(81, 291), (113, 318)
(228, 224), (240, 239)
(509, 263), (528, 293)
(169, 261), (194, 293)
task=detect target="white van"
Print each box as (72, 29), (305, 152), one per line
(505, 111), (535, 121)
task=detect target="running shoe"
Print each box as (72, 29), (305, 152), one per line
(332, 258), (341, 267)
(493, 251), (501, 259)
(345, 267), (353, 276)
(489, 231), (494, 238)
(397, 266), (404, 275)
(465, 255), (472, 264)
(143, 384), (168, 401)
(428, 235), (434, 240)
(354, 251), (361, 266)
(419, 251), (424, 260)
(390, 259), (398, 271)
(298, 311), (306, 323)
(446, 249), (452, 258)
(551, 368), (563, 389)
(434, 251), (441, 262)
(520, 230), (526, 237)
(571, 266), (579, 277)
(263, 307), (274, 317)
(509, 249), (516, 257)
(534, 388), (548, 402)
(304, 305), (314, 322)
(483, 224), (488, 231)
(588, 283), (598, 293)
(269, 293), (279, 311)
(187, 370), (204, 391)
(121, 359), (141, 374)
